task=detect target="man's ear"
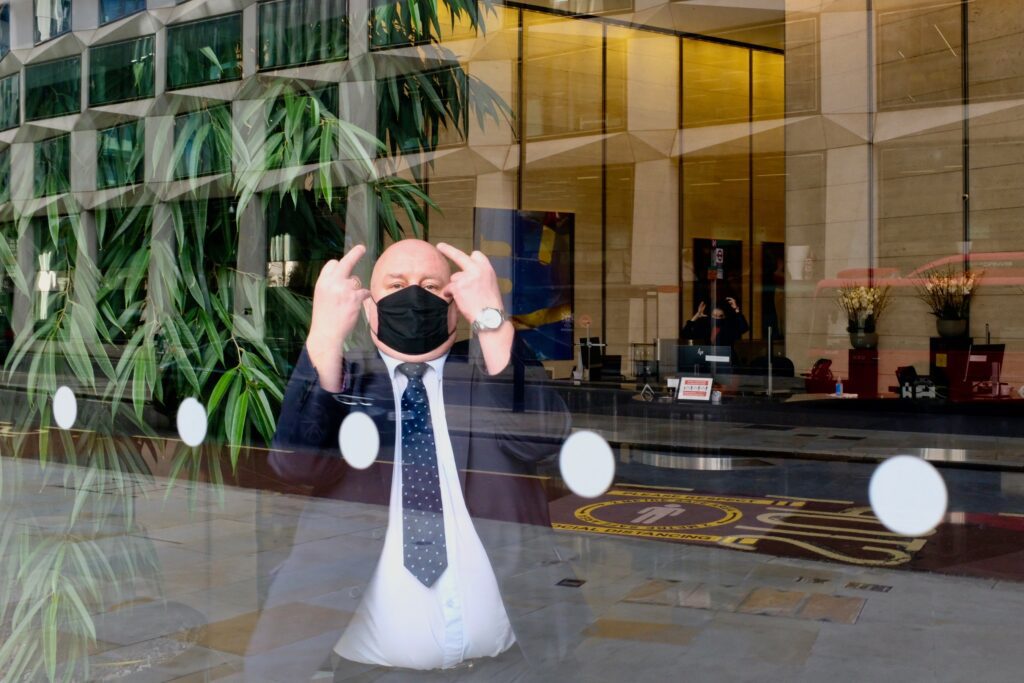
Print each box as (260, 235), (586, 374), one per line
(362, 296), (376, 331)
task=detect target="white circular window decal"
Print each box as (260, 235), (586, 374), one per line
(339, 412), (379, 470)
(177, 398), (208, 448)
(53, 386), (77, 430)
(869, 455), (948, 536)
(559, 430), (615, 499)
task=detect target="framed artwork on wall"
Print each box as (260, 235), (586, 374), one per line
(474, 208), (575, 361)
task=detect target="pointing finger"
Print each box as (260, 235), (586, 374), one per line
(337, 244), (367, 279)
(437, 242), (474, 271)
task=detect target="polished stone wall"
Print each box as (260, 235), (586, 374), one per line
(785, 0), (1024, 388)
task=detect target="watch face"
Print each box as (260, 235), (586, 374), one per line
(479, 308), (502, 328)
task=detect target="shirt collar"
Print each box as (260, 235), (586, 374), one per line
(378, 349), (448, 381)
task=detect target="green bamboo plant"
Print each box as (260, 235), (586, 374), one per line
(0, 1), (510, 679)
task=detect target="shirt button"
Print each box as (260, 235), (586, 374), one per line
(446, 598), (454, 608)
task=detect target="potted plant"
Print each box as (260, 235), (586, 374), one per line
(836, 285), (891, 349)
(915, 267), (980, 338)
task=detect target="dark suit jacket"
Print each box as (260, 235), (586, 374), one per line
(254, 337), (584, 677)
(681, 312), (750, 348)
(270, 334), (572, 526)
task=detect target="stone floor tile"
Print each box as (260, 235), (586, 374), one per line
(736, 587), (806, 617)
(796, 593), (865, 624)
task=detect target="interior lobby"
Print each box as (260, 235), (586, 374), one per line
(2, 0), (1024, 680)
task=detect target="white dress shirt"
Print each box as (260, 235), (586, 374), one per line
(334, 351), (516, 670)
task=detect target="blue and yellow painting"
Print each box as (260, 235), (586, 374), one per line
(474, 208), (574, 361)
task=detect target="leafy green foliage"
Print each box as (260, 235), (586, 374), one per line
(0, 2), (512, 680)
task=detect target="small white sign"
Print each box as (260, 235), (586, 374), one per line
(706, 354), (730, 364)
(677, 377), (713, 401)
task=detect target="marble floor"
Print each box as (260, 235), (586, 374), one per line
(4, 456), (1024, 682)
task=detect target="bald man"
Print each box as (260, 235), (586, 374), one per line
(268, 239), (572, 678)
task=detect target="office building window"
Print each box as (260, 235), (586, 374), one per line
(34, 0), (71, 44)
(174, 105), (232, 179)
(1, 4), (10, 59)
(259, 0), (348, 70)
(265, 86), (339, 169)
(370, 0), (433, 49)
(34, 134), (70, 197)
(0, 73), (17, 131)
(97, 121), (144, 189)
(0, 146), (9, 204)
(25, 55), (81, 120)
(166, 14), (243, 90)
(90, 35), (156, 105)
(100, 0), (145, 25)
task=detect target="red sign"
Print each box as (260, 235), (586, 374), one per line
(677, 377), (713, 401)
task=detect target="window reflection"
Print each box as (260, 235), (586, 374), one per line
(0, 73), (16, 131)
(97, 120), (144, 189)
(166, 14), (242, 90)
(34, 0), (70, 44)
(258, 0), (348, 69)
(89, 35), (156, 106)
(25, 55), (81, 120)
(34, 133), (70, 197)
(100, 0), (145, 25)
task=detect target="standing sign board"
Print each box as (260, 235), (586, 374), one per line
(676, 377), (713, 401)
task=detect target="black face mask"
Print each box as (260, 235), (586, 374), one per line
(373, 285), (454, 355)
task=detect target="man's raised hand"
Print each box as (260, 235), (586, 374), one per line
(306, 245), (370, 391)
(436, 243), (504, 324)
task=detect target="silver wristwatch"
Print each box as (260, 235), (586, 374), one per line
(472, 307), (508, 332)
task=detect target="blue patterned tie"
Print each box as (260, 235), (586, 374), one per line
(397, 362), (447, 587)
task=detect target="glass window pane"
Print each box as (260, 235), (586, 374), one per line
(34, 0), (71, 44)
(0, 73), (18, 131)
(0, 146), (9, 204)
(25, 55), (81, 120)
(265, 86), (339, 169)
(259, 0), (348, 70)
(524, 13), (607, 138)
(97, 120), (144, 189)
(173, 105), (232, 179)
(1, 4), (10, 59)
(100, 0), (145, 25)
(166, 14), (243, 90)
(34, 133), (70, 197)
(90, 35), (156, 105)
(370, 0), (432, 49)
(377, 67), (467, 155)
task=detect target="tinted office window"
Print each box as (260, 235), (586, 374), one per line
(265, 86), (339, 169)
(0, 73), (17, 131)
(25, 55), (81, 120)
(100, 0), (145, 25)
(90, 36), (156, 105)
(0, 146), (9, 204)
(174, 106), (232, 179)
(166, 14), (243, 90)
(259, 0), (348, 70)
(97, 121), (144, 189)
(370, 0), (432, 49)
(35, 0), (71, 44)
(1, 4), (10, 59)
(34, 134), (70, 197)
